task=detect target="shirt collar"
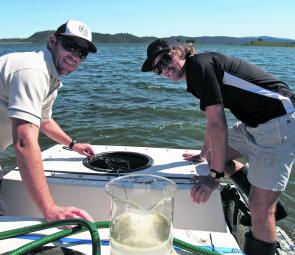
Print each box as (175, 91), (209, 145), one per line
(39, 48), (63, 88)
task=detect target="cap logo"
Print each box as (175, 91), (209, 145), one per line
(157, 46), (163, 51)
(79, 25), (88, 37)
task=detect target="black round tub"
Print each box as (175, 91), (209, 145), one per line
(83, 151), (154, 173)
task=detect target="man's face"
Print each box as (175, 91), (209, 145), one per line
(152, 53), (186, 81)
(50, 36), (89, 76)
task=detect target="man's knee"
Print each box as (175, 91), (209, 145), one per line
(249, 192), (277, 220)
(249, 203), (276, 224)
(230, 164), (288, 222)
(249, 186), (280, 209)
(224, 160), (244, 176)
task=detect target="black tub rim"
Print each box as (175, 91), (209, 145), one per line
(82, 151), (154, 173)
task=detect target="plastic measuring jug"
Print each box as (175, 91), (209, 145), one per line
(105, 174), (177, 255)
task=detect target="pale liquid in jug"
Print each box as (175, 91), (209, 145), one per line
(110, 211), (173, 255)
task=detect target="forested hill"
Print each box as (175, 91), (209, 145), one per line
(0, 31), (157, 43)
(1, 30), (295, 46)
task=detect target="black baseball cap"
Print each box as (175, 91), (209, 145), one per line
(141, 39), (171, 72)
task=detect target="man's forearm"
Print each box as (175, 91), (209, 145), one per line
(205, 104), (228, 173)
(40, 119), (72, 146)
(207, 125), (227, 172)
(201, 128), (210, 157)
(14, 138), (55, 216)
(12, 118), (56, 217)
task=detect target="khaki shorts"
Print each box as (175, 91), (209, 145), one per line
(228, 112), (295, 191)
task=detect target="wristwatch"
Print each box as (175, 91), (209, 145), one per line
(68, 140), (77, 151)
(209, 169), (224, 179)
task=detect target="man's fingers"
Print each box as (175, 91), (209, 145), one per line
(183, 153), (206, 163)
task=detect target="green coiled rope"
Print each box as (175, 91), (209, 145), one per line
(0, 219), (222, 255)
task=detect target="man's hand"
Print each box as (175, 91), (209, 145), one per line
(73, 143), (95, 158)
(44, 204), (93, 222)
(40, 120), (95, 159)
(183, 152), (207, 163)
(190, 176), (219, 203)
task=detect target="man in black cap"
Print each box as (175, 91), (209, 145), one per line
(0, 20), (97, 221)
(141, 39), (295, 255)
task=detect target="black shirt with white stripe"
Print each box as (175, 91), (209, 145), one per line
(186, 52), (295, 127)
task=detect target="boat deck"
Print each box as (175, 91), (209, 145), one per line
(0, 145), (254, 254)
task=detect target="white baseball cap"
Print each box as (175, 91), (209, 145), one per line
(55, 20), (97, 53)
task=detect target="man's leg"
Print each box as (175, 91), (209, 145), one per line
(249, 186), (279, 242)
(223, 146), (244, 175)
(243, 186), (278, 255)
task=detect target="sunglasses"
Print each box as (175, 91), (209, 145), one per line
(152, 53), (172, 75)
(59, 37), (89, 60)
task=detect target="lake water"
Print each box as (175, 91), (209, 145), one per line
(0, 43), (294, 240)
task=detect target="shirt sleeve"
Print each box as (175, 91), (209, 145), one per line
(189, 55), (224, 111)
(7, 69), (49, 127)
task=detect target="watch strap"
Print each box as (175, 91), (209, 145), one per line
(68, 140), (77, 150)
(209, 169), (224, 179)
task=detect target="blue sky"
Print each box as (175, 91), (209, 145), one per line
(1, 0), (295, 39)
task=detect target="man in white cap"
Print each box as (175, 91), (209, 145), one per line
(0, 20), (97, 221)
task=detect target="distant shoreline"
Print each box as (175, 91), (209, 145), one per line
(0, 41), (32, 45)
(1, 41), (295, 48)
(244, 41), (295, 47)
(1, 31), (295, 47)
